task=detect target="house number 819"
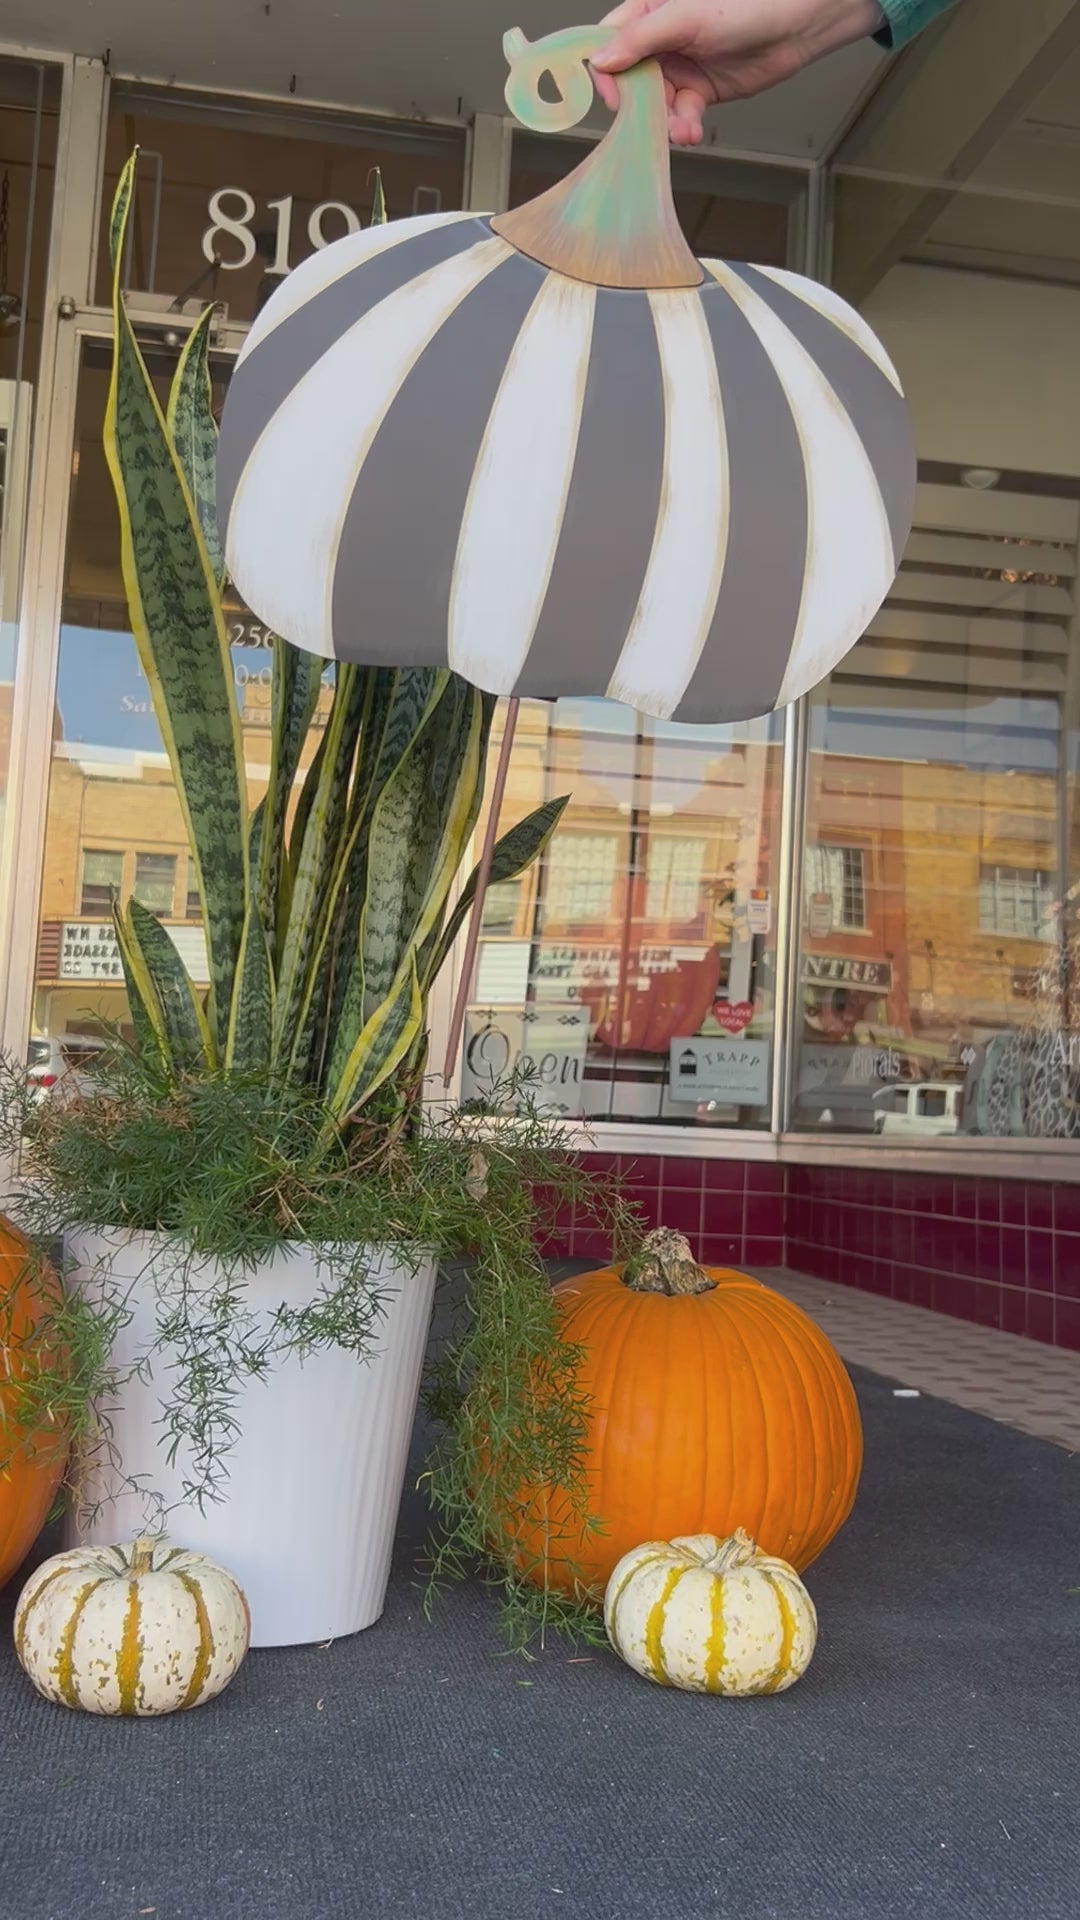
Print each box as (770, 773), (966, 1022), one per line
(202, 189), (362, 275)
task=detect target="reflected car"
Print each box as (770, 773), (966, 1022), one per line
(26, 1034), (110, 1105)
(872, 1082), (962, 1137)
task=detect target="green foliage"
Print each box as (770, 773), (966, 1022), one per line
(0, 1234), (124, 1502)
(105, 151), (569, 1122)
(3, 158), (628, 1648)
(0, 1056), (642, 1646)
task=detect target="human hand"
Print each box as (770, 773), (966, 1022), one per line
(591, 0), (885, 145)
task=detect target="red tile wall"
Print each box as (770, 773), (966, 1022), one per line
(538, 1154), (1080, 1354)
(786, 1164), (1078, 1354)
(535, 1154), (784, 1272)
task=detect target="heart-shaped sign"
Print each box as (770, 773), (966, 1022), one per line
(714, 1000), (754, 1035)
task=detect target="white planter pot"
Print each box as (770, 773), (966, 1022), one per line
(64, 1231), (437, 1648)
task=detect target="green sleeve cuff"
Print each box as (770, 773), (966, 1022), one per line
(874, 0), (959, 51)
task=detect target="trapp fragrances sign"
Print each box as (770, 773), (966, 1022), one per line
(668, 1035), (770, 1106)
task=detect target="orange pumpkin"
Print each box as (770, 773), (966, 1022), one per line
(0, 1216), (67, 1589)
(505, 1229), (862, 1598)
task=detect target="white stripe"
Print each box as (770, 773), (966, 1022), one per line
(449, 275), (596, 692)
(225, 237), (512, 660)
(604, 292), (729, 720)
(709, 262), (896, 707)
(238, 211), (479, 364)
(749, 264), (904, 396)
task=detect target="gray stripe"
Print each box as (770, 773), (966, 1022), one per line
(674, 281), (809, 726)
(217, 217), (492, 537)
(732, 264), (916, 565)
(513, 288), (664, 702)
(329, 251), (548, 667)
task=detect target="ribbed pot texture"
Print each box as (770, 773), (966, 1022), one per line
(63, 1232), (436, 1647)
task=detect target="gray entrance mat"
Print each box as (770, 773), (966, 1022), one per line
(0, 1366), (1077, 1920)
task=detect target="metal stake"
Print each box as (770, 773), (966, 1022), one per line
(442, 697), (521, 1085)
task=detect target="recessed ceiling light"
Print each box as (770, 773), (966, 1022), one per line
(961, 467), (1001, 490)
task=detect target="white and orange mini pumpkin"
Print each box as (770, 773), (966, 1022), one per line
(14, 1537), (250, 1716)
(605, 1528), (817, 1695)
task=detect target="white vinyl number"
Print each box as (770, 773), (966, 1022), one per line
(203, 187), (366, 276)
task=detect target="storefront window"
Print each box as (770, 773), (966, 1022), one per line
(21, 32), (1080, 1158)
(793, 76), (1080, 1143)
(0, 57), (61, 849)
(96, 87), (467, 325)
(792, 466), (1080, 1138)
(33, 338), (330, 1043)
(461, 701), (783, 1126)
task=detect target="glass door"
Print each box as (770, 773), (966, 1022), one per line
(29, 332), (330, 1049)
(0, 375), (33, 846)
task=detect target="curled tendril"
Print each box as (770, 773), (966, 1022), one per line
(501, 24), (611, 135)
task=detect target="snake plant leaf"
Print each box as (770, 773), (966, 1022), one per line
(395, 683), (489, 988)
(323, 679), (475, 1094)
(258, 640), (322, 950)
(107, 152), (134, 277)
(272, 663), (367, 1062)
(111, 899), (170, 1070)
(430, 794), (571, 983)
(105, 155), (248, 1056)
(167, 308), (225, 588)
(327, 952), (423, 1122)
(287, 672), (436, 1085)
(349, 667), (448, 838)
(316, 670), (448, 1084)
(288, 707), (330, 877)
(359, 681), (477, 1016)
(225, 898), (275, 1070)
(125, 899), (214, 1071)
(248, 795), (265, 877)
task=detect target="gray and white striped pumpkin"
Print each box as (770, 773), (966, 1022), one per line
(14, 1537), (249, 1715)
(218, 30), (915, 725)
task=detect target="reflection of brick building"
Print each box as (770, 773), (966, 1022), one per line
(33, 665), (330, 1038)
(802, 751), (1059, 1066)
(478, 703), (782, 1049)
(35, 663), (1065, 1081)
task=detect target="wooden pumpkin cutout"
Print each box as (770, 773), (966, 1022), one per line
(217, 23), (916, 729)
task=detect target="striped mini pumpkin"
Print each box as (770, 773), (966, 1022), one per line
(605, 1529), (817, 1695)
(13, 1537), (249, 1715)
(218, 27), (915, 727)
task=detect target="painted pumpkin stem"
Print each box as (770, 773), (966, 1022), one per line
(491, 25), (703, 290)
(621, 1229), (718, 1296)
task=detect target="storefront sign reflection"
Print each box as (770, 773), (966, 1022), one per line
(798, 1043), (902, 1092)
(57, 628), (333, 756)
(808, 893), (834, 939)
(531, 944), (702, 997)
(60, 924), (124, 981)
(462, 1007), (590, 1117)
(801, 954), (893, 992)
(668, 1036), (770, 1106)
(59, 922), (209, 986)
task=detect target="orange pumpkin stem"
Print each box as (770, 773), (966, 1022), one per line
(621, 1229), (718, 1297)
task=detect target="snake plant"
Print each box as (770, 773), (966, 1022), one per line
(103, 154), (567, 1127)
